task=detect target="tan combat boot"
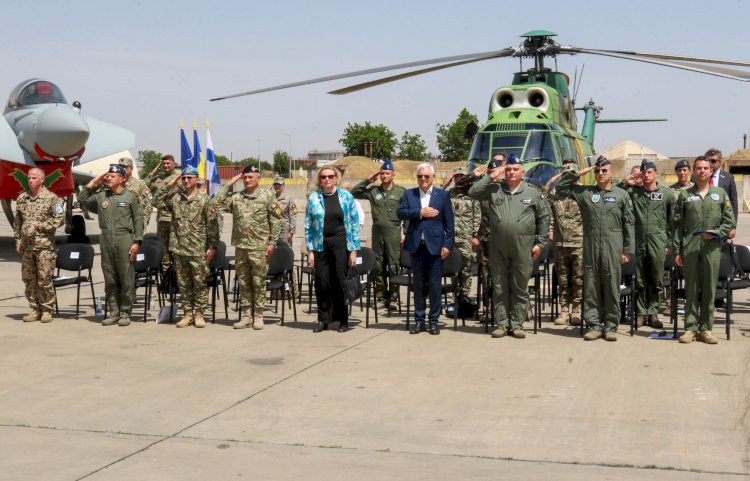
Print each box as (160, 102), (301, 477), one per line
(176, 308), (193, 328)
(553, 305), (570, 325)
(23, 310), (40, 322)
(679, 330), (696, 343)
(699, 331), (718, 344)
(491, 327), (508, 338)
(570, 303), (582, 326)
(603, 331), (617, 342)
(233, 309), (253, 329)
(252, 313), (264, 330)
(193, 310), (206, 328)
(102, 316), (119, 326)
(40, 311), (53, 323)
(584, 330), (602, 341)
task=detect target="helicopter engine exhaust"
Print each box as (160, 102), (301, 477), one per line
(491, 87), (550, 113)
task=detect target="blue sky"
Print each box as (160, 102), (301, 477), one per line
(2, 0), (749, 161)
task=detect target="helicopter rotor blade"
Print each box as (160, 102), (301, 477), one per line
(589, 49), (750, 68)
(561, 47), (750, 82)
(328, 49), (515, 95)
(210, 48), (515, 101)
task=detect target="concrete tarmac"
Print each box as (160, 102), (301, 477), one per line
(1, 205), (749, 480)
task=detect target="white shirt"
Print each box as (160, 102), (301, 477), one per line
(354, 199), (365, 228)
(419, 185), (433, 241)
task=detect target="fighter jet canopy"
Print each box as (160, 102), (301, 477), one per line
(5, 79), (67, 112)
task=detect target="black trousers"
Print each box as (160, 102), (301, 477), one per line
(313, 242), (349, 325)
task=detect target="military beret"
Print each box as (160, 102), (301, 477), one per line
(242, 165), (260, 174)
(594, 155), (611, 168)
(674, 159), (690, 171)
(640, 159), (657, 171)
(118, 157), (133, 167)
(380, 159), (395, 171)
(108, 164), (126, 176)
(505, 153), (521, 165)
(273, 174), (285, 185)
(182, 166), (199, 176)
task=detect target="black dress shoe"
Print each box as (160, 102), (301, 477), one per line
(410, 322), (424, 335)
(428, 324), (440, 335)
(337, 323), (350, 333)
(313, 322), (328, 333)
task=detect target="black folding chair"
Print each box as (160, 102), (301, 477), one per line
(389, 248), (413, 329)
(133, 242), (163, 322)
(53, 243), (95, 319)
(354, 247), (379, 328)
(439, 248), (463, 330)
(206, 241), (229, 323)
(265, 244), (297, 325)
(619, 255), (636, 336)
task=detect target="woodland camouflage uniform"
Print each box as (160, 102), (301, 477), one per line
(146, 169), (180, 269)
(14, 187), (64, 318)
(449, 185), (481, 299)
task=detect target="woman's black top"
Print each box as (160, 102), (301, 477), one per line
(323, 190), (346, 246)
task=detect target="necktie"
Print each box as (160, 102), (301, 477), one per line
(711, 176), (715, 186)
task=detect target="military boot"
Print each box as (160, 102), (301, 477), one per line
(603, 331), (617, 342)
(491, 327), (508, 338)
(233, 309), (253, 329)
(699, 331), (718, 344)
(584, 330), (602, 341)
(22, 310), (40, 322)
(101, 316), (119, 326)
(118, 317), (131, 327)
(40, 311), (53, 323)
(679, 330), (696, 344)
(252, 313), (264, 330)
(570, 303), (582, 326)
(553, 305), (570, 325)
(648, 315), (663, 329)
(193, 310), (206, 328)
(176, 309), (194, 328)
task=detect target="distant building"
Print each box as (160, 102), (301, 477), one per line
(308, 149), (346, 167)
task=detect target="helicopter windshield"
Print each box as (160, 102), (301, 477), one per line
(468, 129), (559, 170)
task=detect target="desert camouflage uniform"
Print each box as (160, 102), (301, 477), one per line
(449, 187), (481, 299)
(276, 192), (298, 245)
(145, 170), (180, 269)
(14, 187), (64, 314)
(215, 185), (281, 317)
(154, 185), (220, 311)
(542, 183), (584, 319)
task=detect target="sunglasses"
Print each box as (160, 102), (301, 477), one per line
(182, 176), (197, 180)
(319, 175), (336, 180)
(417, 175), (432, 179)
(709, 159), (721, 163)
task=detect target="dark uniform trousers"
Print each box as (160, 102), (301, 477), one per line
(413, 242), (443, 324)
(101, 234), (135, 317)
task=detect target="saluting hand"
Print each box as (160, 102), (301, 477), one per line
(228, 174), (242, 187)
(473, 165), (488, 178)
(367, 171), (380, 183)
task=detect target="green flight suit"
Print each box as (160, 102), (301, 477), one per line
(671, 185), (735, 332)
(350, 180), (406, 303)
(557, 171), (634, 332)
(78, 187), (144, 318)
(469, 177), (549, 329)
(620, 182), (675, 317)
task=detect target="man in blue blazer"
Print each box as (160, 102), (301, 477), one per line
(398, 163), (455, 335)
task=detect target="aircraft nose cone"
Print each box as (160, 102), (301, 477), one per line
(35, 106), (90, 157)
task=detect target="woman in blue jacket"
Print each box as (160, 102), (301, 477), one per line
(305, 167), (361, 332)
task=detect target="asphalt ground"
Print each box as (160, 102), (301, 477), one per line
(1, 193), (749, 480)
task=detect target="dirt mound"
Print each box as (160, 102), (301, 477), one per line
(328, 156), (466, 182)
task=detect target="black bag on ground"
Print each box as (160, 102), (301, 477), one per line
(343, 267), (364, 305)
(160, 264), (178, 295)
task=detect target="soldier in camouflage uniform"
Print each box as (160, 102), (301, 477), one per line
(154, 166), (220, 328)
(350, 159), (406, 310)
(272, 175), (297, 246)
(145, 154), (180, 271)
(444, 167), (480, 300)
(118, 157), (153, 228)
(215, 165), (282, 330)
(78, 164), (143, 327)
(14, 167), (64, 323)
(664, 159), (694, 315)
(542, 159), (584, 326)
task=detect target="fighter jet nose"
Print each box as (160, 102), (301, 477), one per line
(34, 106), (90, 158)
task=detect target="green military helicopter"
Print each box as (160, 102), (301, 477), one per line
(211, 30), (750, 186)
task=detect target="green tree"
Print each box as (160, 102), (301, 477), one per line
(136, 149), (162, 175)
(397, 131), (429, 161)
(214, 154), (238, 166)
(238, 157), (273, 172)
(436, 108), (479, 163)
(339, 122), (397, 159)
(272, 150), (291, 177)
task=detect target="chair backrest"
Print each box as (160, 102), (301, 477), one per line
(663, 251), (675, 270)
(621, 255), (636, 278)
(267, 245), (294, 277)
(134, 242), (163, 272)
(143, 232), (162, 242)
(355, 247), (375, 276)
(719, 251), (734, 281)
(141, 238), (165, 266)
(441, 248), (462, 276)
(733, 244), (750, 273)
(208, 241), (227, 272)
(56, 243), (94, 272)
(399, 248), (412, 270)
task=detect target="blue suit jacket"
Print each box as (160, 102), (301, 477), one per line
(397, 186), (454, 256)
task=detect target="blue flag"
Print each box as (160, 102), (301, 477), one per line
(180, 121), (192, 170)
(206, 125), (222, 197)
(192, 122), (203, 171)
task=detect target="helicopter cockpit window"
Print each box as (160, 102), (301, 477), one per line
(523, 163), (559, 187)
(16, 81), (67, 107)
(523, 131), (558, 163)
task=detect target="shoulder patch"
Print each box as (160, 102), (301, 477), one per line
(270, 201), (282, 218)
(54, 203), (63, 214)
(710, 192), (720, 201)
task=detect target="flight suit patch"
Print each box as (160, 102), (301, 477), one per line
(116, 202), (128, 207)
(603, 196), (616, 203)
(688, 195), (700, 202)
(650, 192), (663, 201)
(710, 193), (720, 201)
(591, 194), (601, 203)
(102, 200), (109, 209)
(375, 193), (383, 200)
(520, 198), (532, 205)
